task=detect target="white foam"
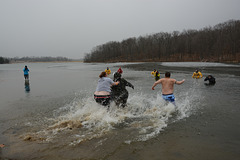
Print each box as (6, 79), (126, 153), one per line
(25, 86), (203, 145)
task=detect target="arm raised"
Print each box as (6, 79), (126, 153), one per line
(176, 79), (185, 85)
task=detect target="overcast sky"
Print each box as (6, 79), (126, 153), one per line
(0, 0), (240, 59)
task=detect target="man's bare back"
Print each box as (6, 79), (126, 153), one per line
(153, 78), (176, 94)
(152, 72), (185, 94)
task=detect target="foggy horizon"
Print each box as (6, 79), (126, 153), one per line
(1, 0), (240, 59)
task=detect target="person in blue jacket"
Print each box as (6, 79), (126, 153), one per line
(23, 65), (29, 79)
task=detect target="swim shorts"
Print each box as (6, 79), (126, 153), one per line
(162, 93), (175, 102)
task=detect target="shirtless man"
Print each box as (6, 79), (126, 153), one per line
(152, 72), (185, 105)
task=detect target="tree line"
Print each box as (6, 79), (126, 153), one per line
(84, 20), (240, 63)
(0, 57), (10, 64)
(1, 56), (72, 63)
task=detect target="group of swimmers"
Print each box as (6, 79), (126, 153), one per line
(152, 69), (216, 85)
(22, 65), (215, 108)
(192, 69), (216, 85)
(94, 67), (186, 107)
(94, 67), (216, 107)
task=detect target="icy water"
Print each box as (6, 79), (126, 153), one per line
(0, 62), (240, 160)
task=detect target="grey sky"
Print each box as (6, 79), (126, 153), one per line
(0, 0), (239, 59)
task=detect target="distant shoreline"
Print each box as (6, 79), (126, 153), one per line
(8, 60), (83, 64)
(84, 60), (240, 64)
(4, 60), (240, 64)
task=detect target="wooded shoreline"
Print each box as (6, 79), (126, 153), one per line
(84, 20), (240, 63)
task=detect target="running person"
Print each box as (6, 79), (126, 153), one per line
(152, 72), (185, 105)
(94, 71), (119, 106)
(111, 72), (134, 108)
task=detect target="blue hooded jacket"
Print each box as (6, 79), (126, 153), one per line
(23, 67), (29, 75)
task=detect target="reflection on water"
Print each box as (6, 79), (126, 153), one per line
(204, 83), (216, 86)
(24, 79), (30, 92)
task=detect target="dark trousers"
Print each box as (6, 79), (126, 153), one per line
(24, 74), (29, 79)
(94, 95), (111, 106)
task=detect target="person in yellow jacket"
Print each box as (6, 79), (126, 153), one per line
(192, 70), (203, 79)
(105, 67), (111, 75)
(151, 69), (156, 76)
(151, 69), (160, 81)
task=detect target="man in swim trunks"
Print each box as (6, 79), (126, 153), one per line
(151, 72), (185, 105)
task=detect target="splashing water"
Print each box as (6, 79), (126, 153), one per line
(22, 85), (203, 146)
